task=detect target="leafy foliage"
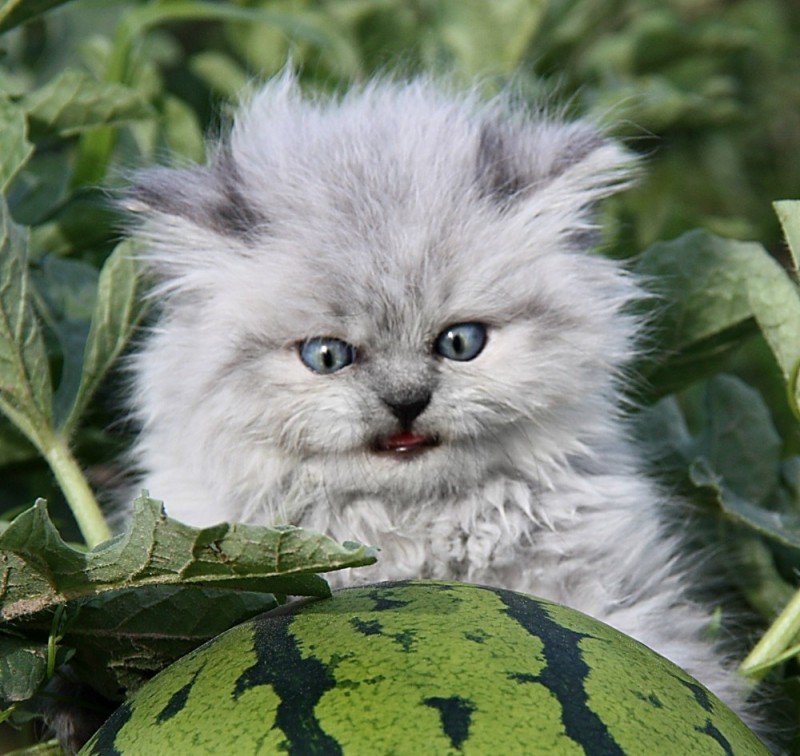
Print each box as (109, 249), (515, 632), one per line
(1, 496), (375, 703)
(1, 496), (375, 623)
(0, 0), (800, 751)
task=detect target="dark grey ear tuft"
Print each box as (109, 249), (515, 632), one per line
(475, 118), (612, 209)
(206, 149), (267, 241)
(475, 122), (528, 204)
(547, 129), (607, 178)
(126, 149), (266, 242)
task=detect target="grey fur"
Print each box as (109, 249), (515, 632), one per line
(128, 149), (266, 243)
(476, 118), (608, 207)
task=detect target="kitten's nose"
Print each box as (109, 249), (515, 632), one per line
(383, 393), (431, 426)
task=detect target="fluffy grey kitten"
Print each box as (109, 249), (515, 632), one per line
(125, 72), (755, 723)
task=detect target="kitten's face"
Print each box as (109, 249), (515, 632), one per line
(130, 75), (638, 508)
(185, 200), (633, 502)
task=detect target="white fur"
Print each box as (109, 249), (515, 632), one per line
(126, 73), (756, 724)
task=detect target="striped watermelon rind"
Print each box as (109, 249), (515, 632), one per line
(81, 580), (766, 754)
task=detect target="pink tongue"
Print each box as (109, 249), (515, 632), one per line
(384, 432), (428, 449)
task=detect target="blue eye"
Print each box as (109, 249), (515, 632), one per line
(299, 337), (356, 374)
(434, 323), (487, 361)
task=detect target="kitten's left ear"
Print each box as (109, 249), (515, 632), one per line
(475, 117), (636, 213)
(124, 148), (266, 244)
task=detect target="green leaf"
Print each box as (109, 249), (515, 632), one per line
(58, 586), (279, 699)
(0, 0), (76, 33)
(0, 633), (72, 706)
(0, 97), (33, 192)
(6, 152), (70, 227)
(0, 197), (53, 452)
(695, 375), (782, 506)
(28, 256), (98, 433)
(741, 582), (800, 682)
(162, 95), (206, 163)
(27, 193), (117, 261)
(0, 496), (378, 623)
(690, 459), (800, 550)
(743, 240), (795, 365)
(21, 70), (154, 138)
(0, 208), (116, 550)
(730, 535), (795, 623)
(744, 261), (800, 421)
(0, 419), (37, 466)
(775, 200), (800, 271)
(124, 2), (337, 51)
(0, 489), (377, 707)
(189, 51), (249, 98)
(0, 636), (49, 704)
(637, 229), (800, 412)
(637, 230), (765, 359)
(639, 376), (793, 550)
(59, 241), (146, 438)
(0, 497), (377, 703)
(426, 0), (546, 75)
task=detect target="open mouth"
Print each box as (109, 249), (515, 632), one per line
(372, 431), (440, 458)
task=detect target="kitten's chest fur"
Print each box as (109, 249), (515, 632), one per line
(299, 475), (548, 586)
(290, 464), (668, 614)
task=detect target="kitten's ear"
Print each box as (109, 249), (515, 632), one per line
(475, 117), (635, 213)
(122, 148), (267, 291)
(124, 148), (266, 244)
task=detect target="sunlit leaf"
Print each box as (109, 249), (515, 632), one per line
(775, 200), (800, 272)
(428, 0), (546, 75)
(22, 70), (153, 138)
(189, 51), (249, 98)
(162, 95), (206, 163)
(0, 496), (377, 623)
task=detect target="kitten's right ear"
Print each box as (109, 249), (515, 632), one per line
(124, 148), (266, 245)
(475, 117), (635, 215)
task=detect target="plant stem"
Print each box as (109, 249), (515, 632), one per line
(41, 437), (112, 548)
(740, 586), (800, 680)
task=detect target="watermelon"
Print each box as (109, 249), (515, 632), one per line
(80, 580), (765, 754)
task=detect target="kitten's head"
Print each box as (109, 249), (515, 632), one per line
(127, 72), (640, 515)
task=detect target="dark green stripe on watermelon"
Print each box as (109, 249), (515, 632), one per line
(349, 617), (382, 636)
(675, 675), (714, 712)
(156, 667), (203, 723)
(674, 675), (735, 754)
(424, 696), (476, 749)
(238, 611), (341, 754)
(364, 587), (413, 611)
(696, 718), (735, 756)
(82, 702), (131, 756)
(348, 602), (416, 651)
(496, 586), (625, 755)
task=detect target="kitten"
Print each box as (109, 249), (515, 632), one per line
(125, 72), (756, 724)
